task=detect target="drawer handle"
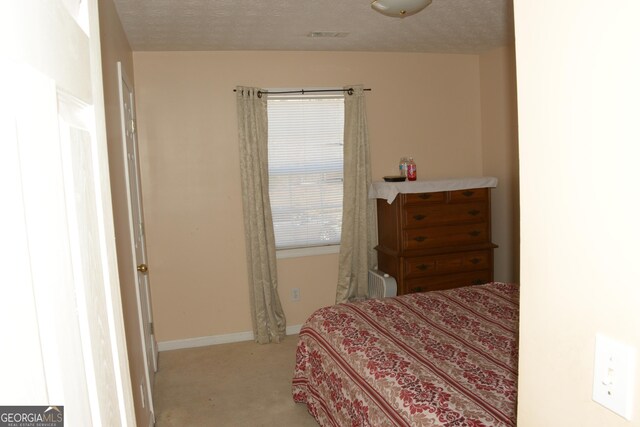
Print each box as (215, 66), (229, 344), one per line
(470, 258), (481, 264)
(413, 286), (425, 292)
(413, 214), (426, 221)
(468, 230), (481, 237)
(467, 209), (480, 216)
(416, 264), (430, 271)
(462, 190), (475, 197)
(472, 279), (484, 285)
(414, 236), (428, 242)
(418, 194), (432, 200)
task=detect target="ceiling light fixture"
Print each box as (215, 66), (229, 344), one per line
(371, 0), (432, 18)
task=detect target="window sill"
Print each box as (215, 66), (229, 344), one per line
(276, 245), (340, 259)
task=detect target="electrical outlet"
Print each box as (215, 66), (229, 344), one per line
(592, 333), (636, 420)
(291, 288), (300, 302)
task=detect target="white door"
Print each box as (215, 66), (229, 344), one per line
(0, 0), (135, 425)
(118, 63), (158, 413)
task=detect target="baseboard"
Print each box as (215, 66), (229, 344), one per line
(157, 324), (303, 352)
(286, 324), (302, 336)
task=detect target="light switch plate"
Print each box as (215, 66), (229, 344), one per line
(592, 333), (636, 420)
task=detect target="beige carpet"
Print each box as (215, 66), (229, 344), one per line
(153, 335), (320, 426)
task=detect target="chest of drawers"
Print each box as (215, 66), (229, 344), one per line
(375, 187), (497, 295)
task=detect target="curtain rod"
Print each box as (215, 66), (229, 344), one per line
(234, 87), (372, 97)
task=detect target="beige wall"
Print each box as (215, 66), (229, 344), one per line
(133, 50), (514, 342)
(97, 1), (152, 426)
(515, 1), (640, 425)
(479, 46), (520, 282)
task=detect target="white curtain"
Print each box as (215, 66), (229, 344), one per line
(336, 85), (377, 303)
(236, 86), (286, 344)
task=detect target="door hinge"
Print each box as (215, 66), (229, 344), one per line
(149, 322), (154, 335)
(130, 119), (136, 134)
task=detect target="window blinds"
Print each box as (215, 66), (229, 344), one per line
(267, 94), (344, 250)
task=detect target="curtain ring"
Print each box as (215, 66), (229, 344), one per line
(347, 88), (354, 96)
(257, 90), (263, 98)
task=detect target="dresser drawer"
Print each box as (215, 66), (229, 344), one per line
(402, 191), (446, 205)
(404, 270), (492, 294)
(403, 202), (487, 228)
(403, 224), (488, 250)
(449, 187), (488, 202)
(403, 250), (491, 279)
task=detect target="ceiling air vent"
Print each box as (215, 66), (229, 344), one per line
(307, 31), (349, 38)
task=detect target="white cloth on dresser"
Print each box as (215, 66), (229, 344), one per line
(369, 176), (498, 203)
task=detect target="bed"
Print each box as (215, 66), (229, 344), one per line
(292, 282), (519, 426)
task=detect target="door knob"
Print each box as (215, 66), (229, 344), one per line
(137, 264), (148, 273)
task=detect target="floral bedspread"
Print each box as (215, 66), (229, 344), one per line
(292, 282), (519, 426)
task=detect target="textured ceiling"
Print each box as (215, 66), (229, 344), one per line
(112, 0), (514, 54)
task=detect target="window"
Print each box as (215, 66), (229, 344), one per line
(267, 92), (344, 253)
